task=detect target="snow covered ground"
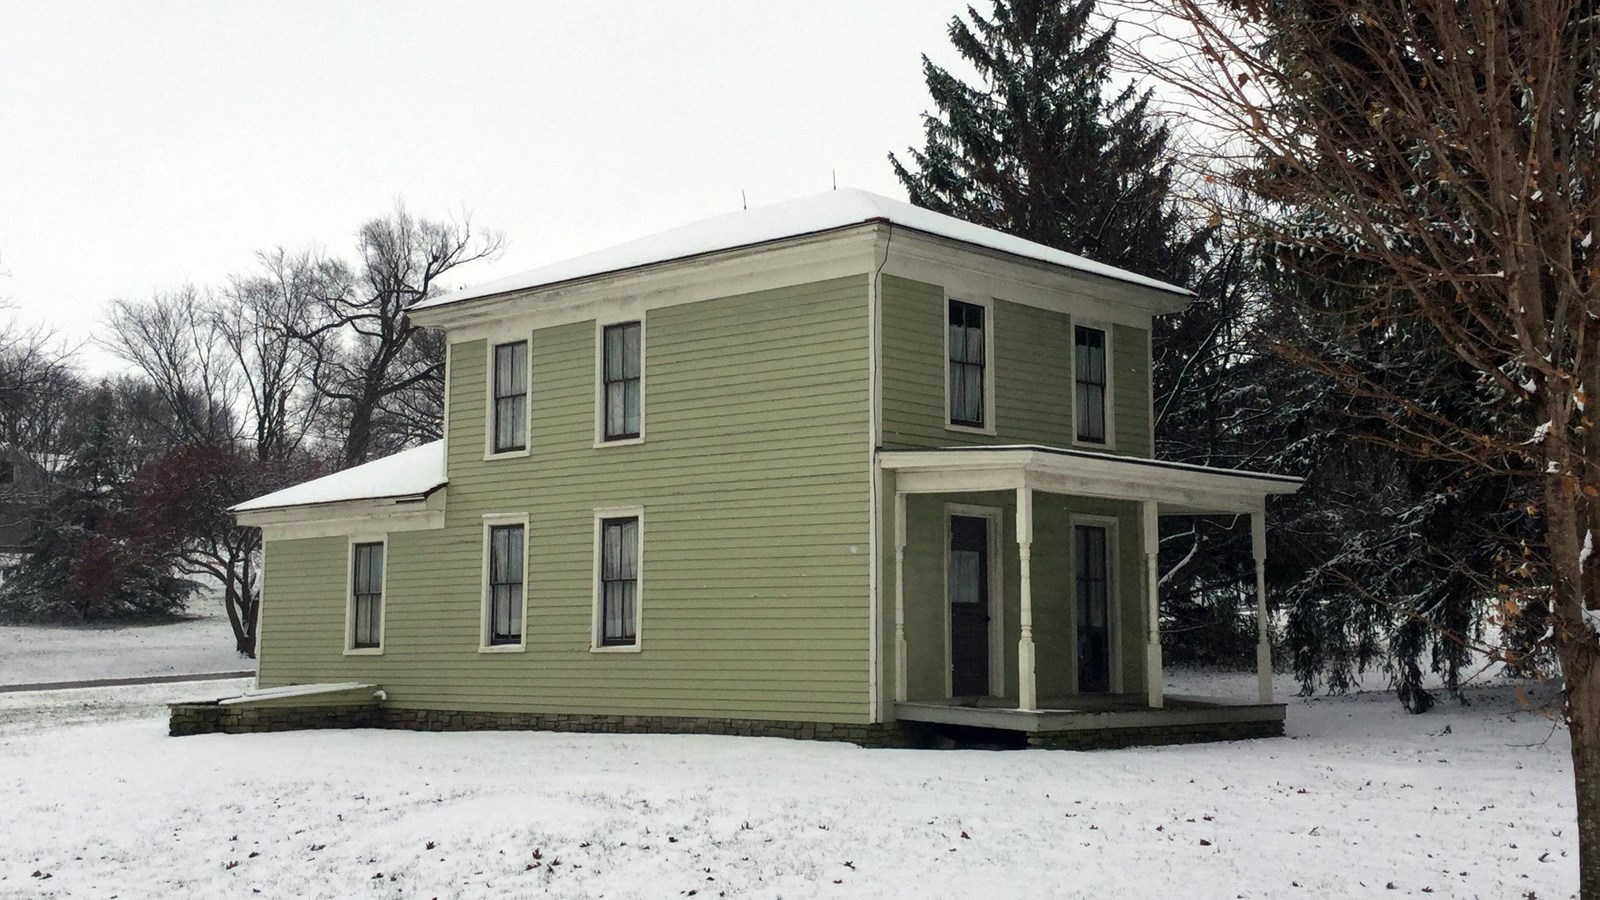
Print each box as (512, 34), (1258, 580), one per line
(0, 611), (248, 686)
(0, 671), (1577, 899)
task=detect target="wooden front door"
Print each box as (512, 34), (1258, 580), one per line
(948, 514), (991, 696)
(1075, 524), (1112, 693)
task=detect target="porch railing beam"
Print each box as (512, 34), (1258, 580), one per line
(1141, 500), (1163, 709)
(1253, 508), (1273, 703)
(894, 491), (908, 703)
(1017, 486), (1037, 712)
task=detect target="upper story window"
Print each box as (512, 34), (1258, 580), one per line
(601, 321), (643, 442)
(491, 341), (529, 454)
(947, 299), (988, 429)
(1075, 325), (1109, 444)
(349, 540), (384, 651)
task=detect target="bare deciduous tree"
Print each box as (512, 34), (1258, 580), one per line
(297, 203), (502, 467)
(1119, 0), (1600, 889)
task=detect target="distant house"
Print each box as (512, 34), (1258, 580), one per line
(180, 190), (1302, 747)
(0, 446), (49, 558)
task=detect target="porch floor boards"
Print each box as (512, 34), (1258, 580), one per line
(894, 694), (1286, 734)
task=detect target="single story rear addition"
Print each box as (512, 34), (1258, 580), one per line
(172, 190), (1301, 748)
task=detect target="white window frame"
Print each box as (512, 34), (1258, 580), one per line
(591, 505), (645, 652)
(344, 534), (387, 656)
(484, 337), (532, 460)
(942, 503), (1006, 699)
(943, 293), (997, 436)
(594, 317), (646, 447)
(1068, 513), (1122, 694)
(479, 512), (530, 653)
(1070, 320), (1117, 451)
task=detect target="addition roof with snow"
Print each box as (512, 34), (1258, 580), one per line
(230, 440), (446, 513)
(410, 188), (1192, 313)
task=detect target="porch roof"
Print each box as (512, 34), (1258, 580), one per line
(879, 445), (1301, 515)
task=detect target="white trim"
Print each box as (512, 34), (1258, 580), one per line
(867, 235), (886, 722)
(594, 317), (646, 448)
(343, 534), (388, 656)
(1069, 513), (1122, 694)
(407, 225), (1182, 337)
(248, 491), (446, 542)
(252, 543), (265, 688)
(442, 340), (452, 464)
(943, 503), (1005, 699)
(591, 505), (645, 653)
(484, 337), (532, 460)
(479, 512), (530, 653)
(879, 446), (1300, 516)
(942, 292), (998, 436)
(1070, 320), (1116, 451)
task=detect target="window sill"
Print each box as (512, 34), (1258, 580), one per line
(590, 643), (642, 654)
(483, 448), (530, 462)
(594, 436), (645, 449)
(478, 643), (527, 654)
(944, 422), (997, 437)
(1072, 437), (1117, 452)
(343, 647), (384, 657)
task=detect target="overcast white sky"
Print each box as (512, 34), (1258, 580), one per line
(0, 1), (965, 372)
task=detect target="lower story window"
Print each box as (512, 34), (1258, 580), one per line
(598, 515), (640, 647)
(350, 541), (384, 650)
(487, 523), (525, 646)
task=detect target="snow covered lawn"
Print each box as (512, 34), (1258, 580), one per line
(0, 612), (247, 686)
(0, 675), (1578, 899)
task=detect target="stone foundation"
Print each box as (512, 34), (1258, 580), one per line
(169, 701), (906, 746)
(380, 708), (908, 746)
(169, 700), (1282, 749)
(1024, 717), (1284, 750)
(168, 702), (381, 736)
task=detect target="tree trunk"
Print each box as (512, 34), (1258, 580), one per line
(341, 393), (378, 468)
(1566, 644), (1600, 900)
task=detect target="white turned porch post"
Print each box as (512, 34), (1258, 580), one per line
(1016, 486), (1037, 712)
(893, 491), (908, 703)
(1141, 500), (1163, 709)
(1252, 508), (1273, 703)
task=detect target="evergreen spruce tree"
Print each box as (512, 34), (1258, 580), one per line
(890, 0), (1204, 283)
(0, 385), (194, 623)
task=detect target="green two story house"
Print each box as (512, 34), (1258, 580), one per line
(203, 190), (1300, 747)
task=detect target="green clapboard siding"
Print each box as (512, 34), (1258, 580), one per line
(880, 274), (1151, 457)
(258, 275), (875, 723)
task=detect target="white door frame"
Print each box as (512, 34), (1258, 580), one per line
(943, 503), (1006, 698)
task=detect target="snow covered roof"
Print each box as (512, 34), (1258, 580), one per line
(412, 188), (1191, 312)
(231, 440), (446, 513)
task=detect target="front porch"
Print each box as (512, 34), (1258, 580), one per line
(881, 445), (1301, 746)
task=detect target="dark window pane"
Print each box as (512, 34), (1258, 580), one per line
(948, 300), (986, 427)
(351, 542), (383, 649)
(488, 524), (524, 644)
(600, 516), (639, 645)
(492, 342), (528, 452)
(602, 323), (642, 440)
(1075, 326), (1107, 443)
